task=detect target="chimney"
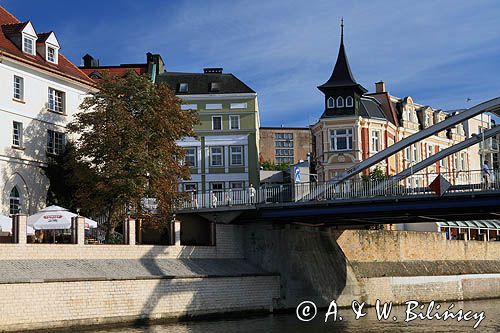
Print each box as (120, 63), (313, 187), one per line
(375, 81), (386, 93)
(146, 52), (165, 75)
(82, 54), (99, 67)
(204, 68), (223, 74)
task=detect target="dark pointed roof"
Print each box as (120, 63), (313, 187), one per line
(318, 20), (367, 94)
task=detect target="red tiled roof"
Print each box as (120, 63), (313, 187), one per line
(0, 6), (93, 86)
(80, 66), (148, 79)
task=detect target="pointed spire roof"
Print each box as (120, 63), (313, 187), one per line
(318, 19), (367, 94)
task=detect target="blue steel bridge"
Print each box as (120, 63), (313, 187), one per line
(176, 97), (500, 225)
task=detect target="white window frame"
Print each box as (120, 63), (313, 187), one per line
(412, 144), (419, 163)
(327, 97), (334, 109)
(336, 96), (344, 108)
(184, 147), (197, 167)
(330, 128), (353, 151)
(181, 104), (197, 110)
(206, 103), (222, 110)
(229, 115), (240, 130)
(230, 103), (247, 109)
(346, 96), (354, 107)
(371, 130), (380, 153)
(184, 183), (197, 191)
(47, 130), (65, 155)
(230, 146), (243, 166)
(178, 83), (189, 93)
(210, 182), (224, 191)
(47, 46), (57, 63)
(212, 116), (223, 130)
(13, 76), (24, 101)
(12, 121), (23, 147)
(48, 88), (65, 113)
(210, 146), (223, 167)
(427, 144), (434, 158)
(9, 186), (21, 215)
(22, 36), (35, 55)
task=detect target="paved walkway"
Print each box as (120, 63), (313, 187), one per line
(0, 259), (276, 284)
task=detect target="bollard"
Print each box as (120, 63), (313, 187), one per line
(174, 220), (181, 246)
(123, 218), (136, 245)
(12, 214), (27, 244)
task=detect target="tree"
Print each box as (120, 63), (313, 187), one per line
(67, 73), (198, 241)
(362, 166), (388, 183)
(261, 160), (290, 171)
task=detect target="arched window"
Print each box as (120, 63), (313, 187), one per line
(345, 96), (353, 107)
(327, 97), (334, 109)
(336, 96), (344, 108)
(9, 186), (20, 215)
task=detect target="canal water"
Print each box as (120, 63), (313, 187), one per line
(93, 299), (500, 332)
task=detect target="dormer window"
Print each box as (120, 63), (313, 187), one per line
(178, 83), (188, 93)
(346, 96), (354, 107)
(210, 82), (220, 92)
(336, 96), (344, 108)
(327, 97), (334, 108)
(23, 36), (34, 55)
(47, 47), (56, 63)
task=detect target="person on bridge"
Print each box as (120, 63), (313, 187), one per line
(482, 160), (491, 189)
(248, 184), (256, 204)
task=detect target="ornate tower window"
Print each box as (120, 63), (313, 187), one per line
(346, 96), (353, 107)
(336, 96), (344, 108)
(327, 97), (334, 108)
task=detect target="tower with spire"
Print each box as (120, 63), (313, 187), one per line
(318, 19), (367, 118)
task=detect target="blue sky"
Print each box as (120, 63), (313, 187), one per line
(3, 0), (500, 126)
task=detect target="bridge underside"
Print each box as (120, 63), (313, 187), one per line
(179, 191), (500, 226)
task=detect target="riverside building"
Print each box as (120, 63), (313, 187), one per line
(0, 6), (94, 216)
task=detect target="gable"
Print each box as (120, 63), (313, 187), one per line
(21, 21), (36, 38)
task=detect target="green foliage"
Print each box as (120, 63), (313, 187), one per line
(362, 166), (388, 183)
(261, 160), (290, 171)
(58, 72), (198, 240)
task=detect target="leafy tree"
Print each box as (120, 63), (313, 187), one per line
(67, 73), (198, 241)
(361, 166), (388, 183)
(261, 160), (290, 171)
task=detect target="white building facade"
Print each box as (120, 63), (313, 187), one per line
(0, 7), (94, 216)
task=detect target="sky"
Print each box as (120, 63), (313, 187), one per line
(3, 0), (500, 126)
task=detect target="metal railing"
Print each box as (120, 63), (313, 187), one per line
(178, 169), (500, 210)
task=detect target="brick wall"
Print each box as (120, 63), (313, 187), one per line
(0, 275), (280, 332)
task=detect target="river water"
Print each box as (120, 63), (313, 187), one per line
(93, 299), (500, 333)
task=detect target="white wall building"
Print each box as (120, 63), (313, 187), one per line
(0, 6), (94, 215)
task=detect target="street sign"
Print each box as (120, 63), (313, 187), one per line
(294, 166), (301, 184)
(429, 174), (451, 196)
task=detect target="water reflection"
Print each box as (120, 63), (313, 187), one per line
(94, 299), (500, 333)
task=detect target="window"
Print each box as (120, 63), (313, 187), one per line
(346, 96), (354, 107)
(181, 104), (197, 110)
(460, 152), (466, 170)
(330, 128), (353, 151)
(404, 147), (411, 164)
(210, 147), (223, 166)
(13, 76), (23, 100)
(427, 144), (434, 158)
(48, 88), (65, 113)
(230, 103), (247, 109)
(23, 37), (34, 55)
(206, 103), (222, 110)
(327, 97), (334, 109)
(184, 147), (197, 167)
(12, 122), (23, 147)
(336, 96), (344, 108)
(47, 47), (56, 63)
(371, 130), (380, 153)
(230, 146), (243, 165)
(47, 130), (65, 155)
(9, 186), (21, 215)
(412, 144), (419, 162)
(178, 83), (189, 93)
(212, 116), (222, 130)
(210, 82), (220, 92)
(229, 115), (240, 130)
(184, 183), (197, 191)
(210, 182), (224, 191)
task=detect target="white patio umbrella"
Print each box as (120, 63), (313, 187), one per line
(0, 215), (35, 235)
(27, 206), (98, 230)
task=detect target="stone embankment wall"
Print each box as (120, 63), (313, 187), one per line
(244, 226), (500, 309)
(0, 224), (280, 332)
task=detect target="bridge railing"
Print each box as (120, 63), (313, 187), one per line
(177, 169), (499, 210)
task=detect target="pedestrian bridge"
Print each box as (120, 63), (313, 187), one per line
(176, 170), (500, 225)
